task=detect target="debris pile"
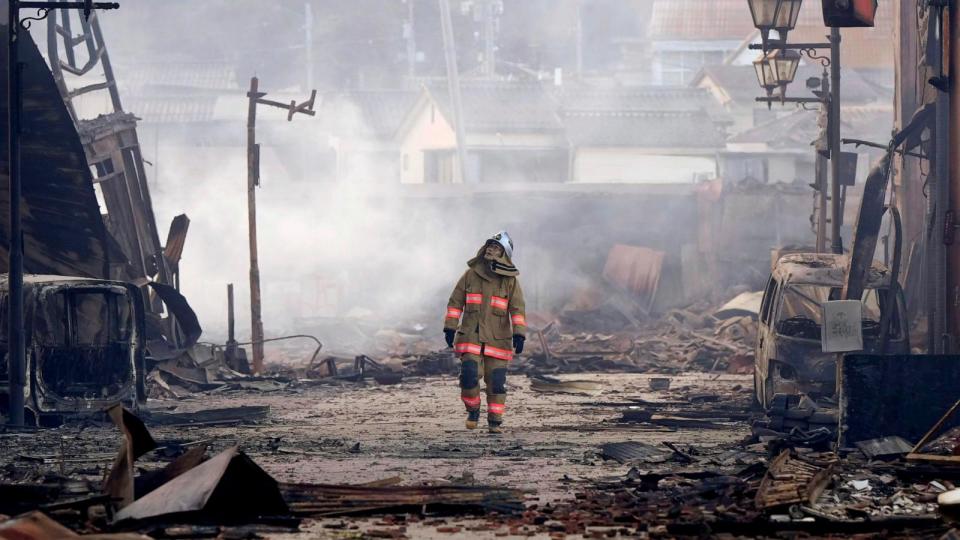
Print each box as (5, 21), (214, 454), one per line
(0, 405), (526, 538)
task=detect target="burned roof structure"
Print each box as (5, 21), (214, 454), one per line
(0, 12), (199, 355)
(0, 23), (111, 279)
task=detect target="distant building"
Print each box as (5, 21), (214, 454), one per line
(560, 87), (727, 183)
(721, 104), (894, 188)
(393, 83), (729, 185)
(395, 82), (567, 184)
(645, 0), (757, 85)
(321, 90), (419, 183)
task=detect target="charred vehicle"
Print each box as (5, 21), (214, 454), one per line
(754, 253), (909, 409)
(0, 275), (146, 425)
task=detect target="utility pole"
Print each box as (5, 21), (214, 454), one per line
(575, 2), (583, 77)
(6, 0), (117, 427)
(438, 0), (469, 183)
(405, 0), (416, 79)
(481, 0), (495, 77)
(246, 77), (315, 374)
(304, 1), (313, 92)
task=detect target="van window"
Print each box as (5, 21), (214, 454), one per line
(759, 277), (778, 324)
(37, 289), (133, 346)
(74, 293), (109, 345)
(776, 284), (888, 340)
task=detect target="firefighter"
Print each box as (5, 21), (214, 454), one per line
(443, 231), (526, 434)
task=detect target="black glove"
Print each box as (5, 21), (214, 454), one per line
(513, 334), (525, 354)
(444, 328), (456, 348)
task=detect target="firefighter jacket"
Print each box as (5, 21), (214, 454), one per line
(444, 248), (526, 361)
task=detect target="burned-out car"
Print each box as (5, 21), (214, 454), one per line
(754, 253), (909, 409)
(0, 275), (146, 425)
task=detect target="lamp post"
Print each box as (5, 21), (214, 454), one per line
(747, 0), (843, 254)
(6, 0), (118, 426)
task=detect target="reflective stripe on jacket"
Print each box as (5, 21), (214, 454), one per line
(444, 262), (526, 358)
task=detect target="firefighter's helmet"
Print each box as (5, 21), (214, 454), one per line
(485, 231), (514, 259)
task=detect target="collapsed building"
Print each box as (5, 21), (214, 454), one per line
(0, 12), (199, 423)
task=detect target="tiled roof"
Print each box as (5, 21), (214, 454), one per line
(428, 82), (564, 132)
(123, 96), (218, 124)
(115, 61), (240, 92)
(649, 0), (758, 41)
(320, 90), (419, 138)
(559, 86), (715, 113)
(565, 110), (727, 148)
(651, 0), (895, 70)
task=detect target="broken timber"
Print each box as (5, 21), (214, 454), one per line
(755, 450), (835, 509)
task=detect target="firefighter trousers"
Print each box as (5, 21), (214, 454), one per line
(458, 352), (507, 424)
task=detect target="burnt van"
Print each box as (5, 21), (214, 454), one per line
(0, 275), (146, 425)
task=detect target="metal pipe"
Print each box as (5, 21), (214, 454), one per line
(816, 153), (827, 253)
(829, 27), (843, 254)
(482, 0), (495, 77)
(227, 283), (235, 344)
(7, 0), (24, 426)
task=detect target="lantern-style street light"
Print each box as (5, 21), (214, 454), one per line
(753, 53), (779, 97)
(772, 0), (803, 44)
(747, 0), (804, 52)
(767, 48), (802, 92)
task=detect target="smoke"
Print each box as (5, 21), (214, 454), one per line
(57, 0), (892, 356)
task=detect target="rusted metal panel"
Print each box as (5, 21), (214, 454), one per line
(602, 244), (665, 310)
(103, 404), (158, 508)
(115, 446), (288, 522)
(147, 282), (202, 347)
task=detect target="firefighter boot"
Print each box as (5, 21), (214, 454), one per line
(466, 409), (481, 430)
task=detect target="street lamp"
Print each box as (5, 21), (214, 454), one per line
(753, 53), (779, 97)
(767, 48), (802, 93)
(772, 0), (803, 43)
(747, 0), (804, 51)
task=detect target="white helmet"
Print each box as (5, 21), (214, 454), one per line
(486, 230), (514, 259)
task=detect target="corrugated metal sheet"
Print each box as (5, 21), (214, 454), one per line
(602, 244), (665, 308)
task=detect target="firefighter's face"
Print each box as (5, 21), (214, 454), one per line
(484, 242), (504, 260)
